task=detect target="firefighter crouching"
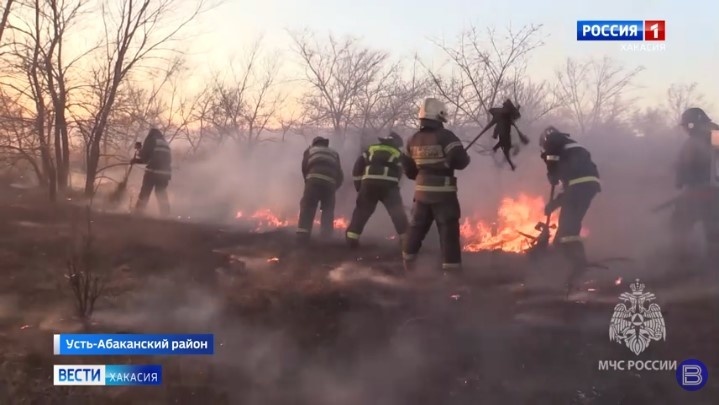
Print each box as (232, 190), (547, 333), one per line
(540, 126), (601, 271)
(402, 97), (471, 273)
(346, 132), (410, 248)
(297, 136), (344, 242)
(131, 128), (172, 215)
(672, 107), (719, 261)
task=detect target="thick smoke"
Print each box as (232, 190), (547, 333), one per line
(120, 118), (692, 264)
(89, 118), (712, 404)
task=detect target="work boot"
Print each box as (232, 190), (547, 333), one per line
(403, 259), (416, 274)
(442, 264), (463, 279)
(563, 242), (589, 296)
(296, 232), (310, 246)
(346, 236), (359, 249)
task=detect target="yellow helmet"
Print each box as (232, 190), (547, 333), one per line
(418, 98), (448, 123)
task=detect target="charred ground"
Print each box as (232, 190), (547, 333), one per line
(0, 186), (717, 405)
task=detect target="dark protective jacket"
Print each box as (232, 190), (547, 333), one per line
(404, 119), (470, 202)
(302, 145), (344, 189)
(541, 132), (600, 190)
(352, 140), (410, 190)
(137, 130), (172, 179)
(675, 134), (713, 189)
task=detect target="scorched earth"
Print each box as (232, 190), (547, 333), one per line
(0, 186), (717, 405)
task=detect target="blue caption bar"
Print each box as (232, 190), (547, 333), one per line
(577, 20), (643, 41)
(53, 334), (214, 355)
(54, 364), (162, 386)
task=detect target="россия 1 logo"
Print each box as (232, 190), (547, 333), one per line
(576, 20), (665, 41)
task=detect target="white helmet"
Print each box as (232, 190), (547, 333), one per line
(418, 98), (448, 123)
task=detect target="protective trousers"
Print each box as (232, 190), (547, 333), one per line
(402, 196), (462, 271)
(553, 184), (598, 270)
(297, 179), (336, 240)
(671, 189), (719, 260)
(346, 182), (408, 245)
(135, 171), (170, 215)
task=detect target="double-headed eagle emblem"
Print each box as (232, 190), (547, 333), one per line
(609, 279), (666, 355)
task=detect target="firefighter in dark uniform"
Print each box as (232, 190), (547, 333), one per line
(346, 132), (409, 248)
(402, 98), (471, 273)
(297, 136), (344, 242)
(672, 107), (719, 261)
(540, 126), (601, 270)
(131, 128), (172, 215)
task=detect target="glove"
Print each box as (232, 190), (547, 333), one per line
(547, 173), (559, 186)
(544, 194), (563, 215)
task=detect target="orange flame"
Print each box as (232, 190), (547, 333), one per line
(235, 208), (348, 232)
(236, 192), (588, 253)
(460, 193), (558, 253)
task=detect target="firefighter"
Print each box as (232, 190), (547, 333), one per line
(297, 136), (344, 242)
(672, 107), (719, 260)
(402, 98), (471, 273)
(539, 126), (601, 271)
(346, 132), (409, 248)
(131, 128), (172, 215)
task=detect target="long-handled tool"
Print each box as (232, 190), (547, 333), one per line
(464, 122), (493, 151)
(524, 184), (556, 257)
(513, 123), (530, 145)
(651, 195), (680, 213)
(108, 142), (141, 205)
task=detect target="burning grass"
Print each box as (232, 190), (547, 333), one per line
(233, 192), (590, 253)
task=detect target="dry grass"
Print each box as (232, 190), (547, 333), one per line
(0, 187), (717, 404)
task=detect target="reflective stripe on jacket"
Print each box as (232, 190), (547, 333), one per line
(138, 133), (172, 178)
(352, 143), (404, 184)
(543, 136), (600, 190)
(405, 119), (470, 201)
(302, 145), (343, 187)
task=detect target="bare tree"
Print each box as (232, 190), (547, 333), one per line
(79, 0), (207, 197)
(205, 40), (283, 151)
(290, 30), (388, 149)
(0, 88), (44, 180)
(424, 24), (544, 129)
(556, 56), (644, 135)
(504, 71), (563, 126)
(352, 59), (428, 147)
(44, 0), (93, 190)
(0, 0), (15, 47)
(278, 109), (300, 142)
(666, 82), (709, 126)
(84, 56), (186, 179)
(3, 0), (60, 199)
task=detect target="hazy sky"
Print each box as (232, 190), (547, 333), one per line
(185, 0), (718, 113)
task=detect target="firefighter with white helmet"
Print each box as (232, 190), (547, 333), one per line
(402, 97), (471, 274)
(672, 107), (719, 261)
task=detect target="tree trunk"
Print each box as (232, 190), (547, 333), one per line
(26, 156), (45, 186)
(39, 143), (57, 202)
(84, 137), (101, 196)
(84, 76), (121, 197)
(56, 107), (70, 190)
(54, 126), (63, 188)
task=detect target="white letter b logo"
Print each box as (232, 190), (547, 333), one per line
(682, 365), (703, 386)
